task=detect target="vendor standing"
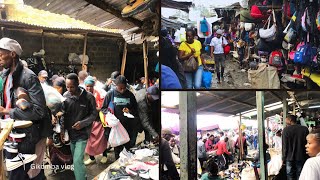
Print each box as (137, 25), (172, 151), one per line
(282, 115), (309, 180)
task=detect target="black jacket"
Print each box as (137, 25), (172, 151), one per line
(1, 60), (51, 153)
(282, 124), (309, 161)
(135, 89), (159, 138)
(62, 87), (97, 142)
(101, 89), (139, 136)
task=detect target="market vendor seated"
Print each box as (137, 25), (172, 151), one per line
(201, 159), (223, 180)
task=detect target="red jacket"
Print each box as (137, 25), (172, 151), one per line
(214, 140), (231, 156)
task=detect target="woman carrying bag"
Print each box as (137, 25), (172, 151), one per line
(178, 29), (206, 89)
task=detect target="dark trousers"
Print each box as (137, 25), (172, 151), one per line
(198, 157), (206, 169)
(89, 149), (108, 160)
(286, 160), (305, 180)
(114, 130), (138, 159)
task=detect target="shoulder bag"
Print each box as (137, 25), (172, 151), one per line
(181, 42), (198, 72)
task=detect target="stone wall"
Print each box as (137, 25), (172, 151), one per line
(3, 30), (121, 81)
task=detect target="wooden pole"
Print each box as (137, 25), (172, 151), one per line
(120, 42), (127, 75)
(282, 93), (288, 127)
(239, 113), (243, 160)
(0, 120), (13, 179)
(1, 27), (4, 38)
(257, 91), (268, 180)
(82, 33), (88, 72)
(143, 40), (149, 88)
(41, 30), (44, 50)
(179, 91), (197, 180)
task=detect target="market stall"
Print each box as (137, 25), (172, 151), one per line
(161, 91), (320, 179)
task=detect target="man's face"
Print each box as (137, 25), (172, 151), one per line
(217, 34), (221, 38)
(0, 49), (14, 69)
(85, 84), (94, 94)
(285, 118), (291, 125)
(66, 79), (78, 96)
(38, 76), (47, 83)
(116, 84), (126, 94)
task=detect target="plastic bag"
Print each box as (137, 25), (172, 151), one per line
(202, 70), (212, 89)
(41, 83), (65, 113)
(108, 118), (130, 147)
(268, 153), (282, 175)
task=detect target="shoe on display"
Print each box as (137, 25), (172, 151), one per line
(121, 0), (157, 17)
(1, 119), (33, 129)
(9, 131), (26, 139)
(84, 158), (96, 165)
(4, 142), (18, 154)
(100, 156), (108, 164)
(5, 153), (37, 171)
(139, 169), (150, 179)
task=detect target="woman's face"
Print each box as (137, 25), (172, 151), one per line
(186, 31), (194, 44)
(305, 134), (320, 157)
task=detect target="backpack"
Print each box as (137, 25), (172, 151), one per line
(269, 51), (283, 67)
(200, 18), (209, 33)
(316, 9), (320, 31)
(294, 44), (312, 64)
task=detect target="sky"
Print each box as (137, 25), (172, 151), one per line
(162, 0), (241, 19)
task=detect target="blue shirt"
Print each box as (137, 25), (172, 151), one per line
(161, 65), (182, 89)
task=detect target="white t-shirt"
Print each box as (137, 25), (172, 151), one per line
(210, 36), (228, 54)
(299, 153), (320, 180)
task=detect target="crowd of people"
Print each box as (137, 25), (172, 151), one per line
(160, 113), (320, 180)
(0, 37), (160, 180)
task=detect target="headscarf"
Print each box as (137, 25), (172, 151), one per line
(84, 76), (95, 86)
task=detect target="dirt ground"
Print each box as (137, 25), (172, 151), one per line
(210, 53), (252, 89)
(3, 132), (145, 180)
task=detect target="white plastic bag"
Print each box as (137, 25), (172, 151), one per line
(268, 153), (282, 175)
(108, 117), (130, 147)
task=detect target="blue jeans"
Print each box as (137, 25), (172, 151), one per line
(286, 160), (305, 180)
(185, 65), (203, 89)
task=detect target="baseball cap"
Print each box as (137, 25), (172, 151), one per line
(147, 85), (159, 100)
(110, 71), (120, 81)
(161, 129), (174, 137)
(216, 29), (224, 35)
(38, 70), (48, 78)
(0, 38), (23, 56)
(50, 74), (59, 81)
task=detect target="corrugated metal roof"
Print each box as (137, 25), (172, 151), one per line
(23, 0), (156, 31)
(3, 4), (121, 33)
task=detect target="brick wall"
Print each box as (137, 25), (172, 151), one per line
(3, 30), (121, 81)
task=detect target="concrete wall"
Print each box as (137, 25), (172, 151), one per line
(3, 30), (121, 81)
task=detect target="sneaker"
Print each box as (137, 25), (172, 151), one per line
(1, 120), (33, 129)
(139, 169), (150, 179)
(5, 153), (37, 171)
(4, 142), (18, 153)
(100, 156), (108, 164)
(84, 158), (96, 165)
(9, 131), (26, 139)
(121, 0), (157, 17)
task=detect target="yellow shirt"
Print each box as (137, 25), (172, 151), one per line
(179, 39), (202, 66)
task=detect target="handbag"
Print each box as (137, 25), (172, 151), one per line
(259, 11), (277, 41)
(222, 37), (231, 55)
(181, 42), (198, 72)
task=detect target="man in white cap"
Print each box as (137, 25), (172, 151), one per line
(38, 70), (48, 84)
(0, 37), (51, 179)
(210, 29), (228, 84)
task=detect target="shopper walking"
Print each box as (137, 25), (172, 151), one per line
(210, 29), (228, 83)
(178, 29), (205, 89)
(61, 73), (97, 180)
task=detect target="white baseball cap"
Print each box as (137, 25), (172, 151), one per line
(216, 29), (224, 35)
(0, 38), (23, 56)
